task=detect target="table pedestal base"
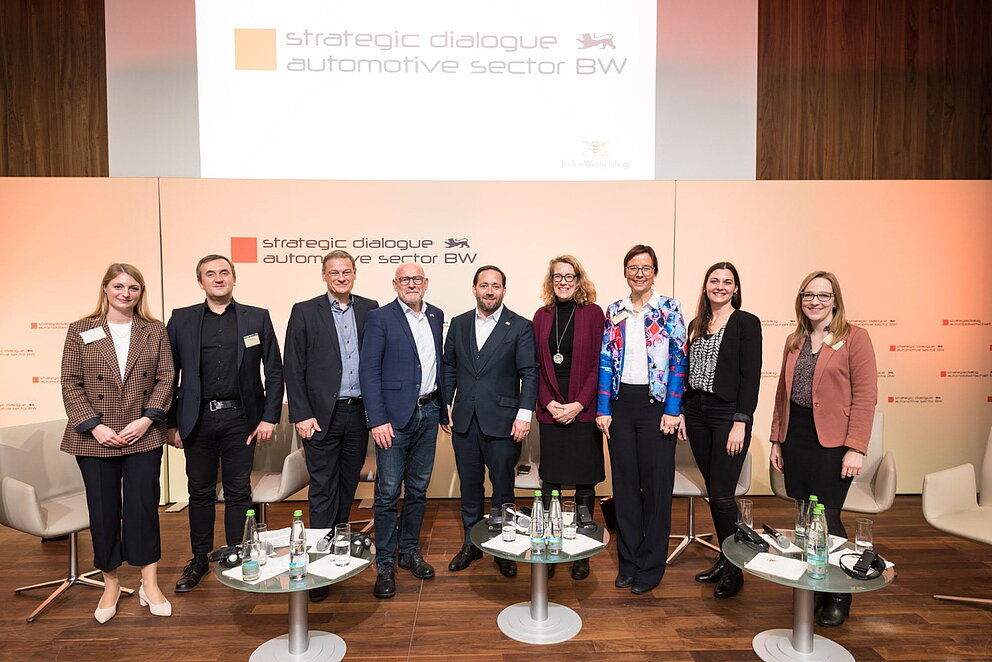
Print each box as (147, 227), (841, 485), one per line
(249, 631), (346, 662)
(497, 602), (582, 644)
(496, 563), (582, 644)
(752, 629), (853, 662)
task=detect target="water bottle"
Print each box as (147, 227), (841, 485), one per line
(241, 509), (260, 582)
(289, 509), (308, 580)
(548, 491), (563, 554)
(530, 491), (546, 554)
(805, 504), (828, 580)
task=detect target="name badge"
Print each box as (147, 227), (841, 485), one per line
(80, 327), (106, 344)
(611, 311), (630, 325)
(243, 333), (260, 347)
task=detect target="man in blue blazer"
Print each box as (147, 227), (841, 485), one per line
(442, 265), (538, 578)
(166, 255), (284, 593)
(284, 250), (378, 602)
(359, 263), (447, 599)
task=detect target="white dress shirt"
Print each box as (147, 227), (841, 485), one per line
(474, 305), (531, 423)
(620, 292), (662, 385)
(399, 299), (437, 396)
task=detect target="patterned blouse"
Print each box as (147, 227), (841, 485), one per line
(688, 323), (727, 392)
(790, 337), (819, 408)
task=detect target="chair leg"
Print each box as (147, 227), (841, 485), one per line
(667, 497), (721, 565)
(15, 532), (133, 623)
(258, 502), (269, 525)
(934, 594), (992, 606)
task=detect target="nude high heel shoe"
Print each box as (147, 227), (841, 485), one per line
(138, 581), (173, 617)
(94, 590), (120, 624)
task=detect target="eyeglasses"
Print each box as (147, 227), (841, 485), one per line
(625, 266), (655, 275)
(396, 276), (425, 285)
(326, 270), (354, 278)
(800, 292), (834, 303)
(552, 274), (577, 283)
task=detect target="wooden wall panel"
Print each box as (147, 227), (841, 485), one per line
(758, 0), (991, 179)
(0, 0), (108, 176)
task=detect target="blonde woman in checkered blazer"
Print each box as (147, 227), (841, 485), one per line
(61, 263), (175, 623)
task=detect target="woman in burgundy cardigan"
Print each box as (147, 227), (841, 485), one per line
(532, 255), (606, 580)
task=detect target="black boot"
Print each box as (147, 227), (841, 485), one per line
(695, 555), (727, 583)
(713, 563), (743, 599)
(576, 494), (598, 532)
(813, 591), (828, 615)
(817, 593), (852, 627)
(571, 557), (590, 580)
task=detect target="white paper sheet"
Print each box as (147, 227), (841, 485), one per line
(744, 553), (808, 581)
(308, 555), (371, 581)
(222, 554), (291, 584)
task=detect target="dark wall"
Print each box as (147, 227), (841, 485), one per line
(1, 0), (108, 176)
(2, 0), (989, 178)
(758, 0), (991, 179)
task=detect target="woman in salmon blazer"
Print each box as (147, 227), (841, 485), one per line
(61, 263), (174, 623)
(532, 255), (605, 580)
(769, 270), (877, 628)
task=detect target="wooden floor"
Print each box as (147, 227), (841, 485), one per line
(1, 496), (989, 662)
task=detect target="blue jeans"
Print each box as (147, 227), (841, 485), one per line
(373, 399), (440, 566)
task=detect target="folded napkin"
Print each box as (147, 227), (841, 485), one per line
(479, 536), (531, 556)
(308, 554), (371, 581)
(744, 553), (808, 581)
(222, 554), (291, 584)
(562, 534), (606, 556)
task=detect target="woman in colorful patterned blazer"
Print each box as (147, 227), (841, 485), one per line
(596, 244), (687, 596)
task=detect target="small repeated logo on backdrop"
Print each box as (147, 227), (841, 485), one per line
(887, 396), (943, 404)
(234, 29), (278, 71)
(231, 237), (259, 263)
(445, 238), (470, 249)
(940, 370), (992, 379)
(941, 319), (990, 327)
(889, 344), (944, 352)
(576, 33), (616, 49)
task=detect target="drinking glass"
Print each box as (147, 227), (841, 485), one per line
(255, 524), (269, 566)
(737, 499), (753, 528)
(501, 503), (517, 542)
(333, 523), (351, 567)
(562, 501), (577, 540)
(794, 499), (808, 538)
(855, 518), (874, 552)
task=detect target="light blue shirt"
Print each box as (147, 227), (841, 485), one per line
(328, 294), (361, 398)
(398, 298), (438, 396)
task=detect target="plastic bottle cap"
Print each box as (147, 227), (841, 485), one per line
(293, 510), (303, 517)
(809, 495), (819, 501)
(246, 509), (255, 517)
(534, 490), (541, 497)
(551, 490), (560, 496)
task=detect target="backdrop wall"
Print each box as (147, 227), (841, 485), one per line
(2, 178), (989, 501)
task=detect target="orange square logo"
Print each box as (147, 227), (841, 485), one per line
(31, 322), (38, 329)
(32, 376), (39, 383)
(231, 237), (258, 263)
(234, 28), (277, 70)
(942, 319), (949, 325)
(889, 345), (895, 351)
(940, 371), (947, 377)
(887, 397), (894, 403)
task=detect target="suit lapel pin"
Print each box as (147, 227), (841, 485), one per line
(504, 321), (511, 326)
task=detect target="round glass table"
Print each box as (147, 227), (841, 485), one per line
(469, 519), (609, 645)
(722, 531), (895, 662)
(215, 545), (373, 662)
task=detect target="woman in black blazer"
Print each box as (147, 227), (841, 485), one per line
(680, 262), (761, 599)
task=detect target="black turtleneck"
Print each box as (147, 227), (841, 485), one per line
(548, 298), (577, 396)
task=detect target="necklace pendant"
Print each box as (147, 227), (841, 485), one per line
(553, 352), (564, 364)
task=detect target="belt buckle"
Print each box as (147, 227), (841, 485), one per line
(209, 400), (220, 412)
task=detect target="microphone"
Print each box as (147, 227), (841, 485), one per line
(762, 524), (791, 548)
(314, 530), (335, 552)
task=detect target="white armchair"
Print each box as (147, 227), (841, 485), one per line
(769, 412), (896, 513)
(217, 405), (309, 525)
(0, 419), (131, 622)
(668, 439), (752, 564)
(922, 425), (992, 606)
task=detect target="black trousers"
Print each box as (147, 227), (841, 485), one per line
(452, 415), (521, 545)
(303, 401), (369, 528)
(683, 390), (752, 549)
(607, 384), (677, 586)
(183, 407), (254, 556)
(76, 447), (163, 572)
